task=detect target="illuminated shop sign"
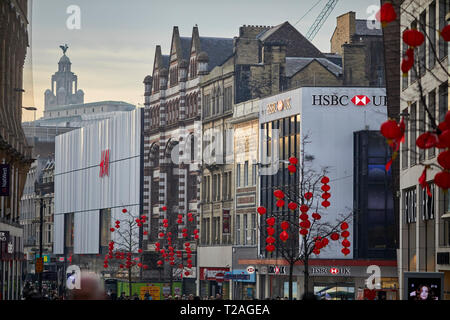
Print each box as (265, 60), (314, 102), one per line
(268, 266), (286, 274)
(310, 266), (351, 276)
(266, 98), (292, 115)
(311, 94), (386, 107)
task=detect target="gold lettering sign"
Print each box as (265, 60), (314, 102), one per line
(266, 98), (291, 115)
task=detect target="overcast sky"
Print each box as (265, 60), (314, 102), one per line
(22, 0), (381, 122)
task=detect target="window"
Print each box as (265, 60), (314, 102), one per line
(419, 10), (427, 76)
(439, 0), (449, 59)
(64, 212), (74, 248)
(47, 224), (52, 244)
(439, 82), (448, 122)
(419, 99), (425, 162)
(243, 214), (248, 245)
(212, 175), (217, 201)
(235, 215), (241, 245)
(251, 213), (256, 245)
(236, 164), (241, 188)
(228, 172), (232, 199)
(207, 176), (211, 202)
(252, 163), (257, 186)
(223, 172), (228, 200)
(203, 94), (210, 117)
(428, 90), (436, 159)
(203, 177), (207, 201)
(441, 191), (450, 246)
(212, 217), (217, 244)
(244, 161), (249, 186)
(410, 21), (418, 83)
(100, 208), (111, 247)
(404, 188), (417, 223)
(224, 86), (232, 112)
(429, 1), (436, 69)
(410, 103), (417, 166)
(187, 174), (197, 201)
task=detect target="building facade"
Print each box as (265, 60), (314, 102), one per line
(398, 0), (450, 300)
(142, 26), (234, 293)
(236, 87), (397, 300)
(53, 110), (143, 277)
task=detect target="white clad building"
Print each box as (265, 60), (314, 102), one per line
(53, 109), (142, 266)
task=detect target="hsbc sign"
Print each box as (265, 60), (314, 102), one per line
(310, 266), (351, 276)
(312, 94), (386, 107)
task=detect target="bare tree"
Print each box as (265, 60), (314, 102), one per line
(258, 136), (353, 300)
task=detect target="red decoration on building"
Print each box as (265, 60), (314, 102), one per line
(376, 2), (397, 27)
(99, 149), (110, 177)
(403, 28), (425, 47)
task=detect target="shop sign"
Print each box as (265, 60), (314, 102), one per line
(7, 242), (13, 254)
(0, 164), (10, 196)
(246, 265), (255, 274)
(0, 231), (9, 242)
(268, 266), (286, 275)
(311, 94), (386, 107)
(266, 98), (292, 115)
(223, 210), (230, 234)
(200, 267), (230, 280)
(310, 266), (351, 276)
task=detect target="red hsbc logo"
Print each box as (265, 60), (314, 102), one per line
(99, 149), (110, 177)
(329, 267), (339, 274)
(351, 95), (371, 106)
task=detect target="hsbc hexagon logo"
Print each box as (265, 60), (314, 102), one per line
(329, 267), (339, 274)
(351, 95), (371, 106)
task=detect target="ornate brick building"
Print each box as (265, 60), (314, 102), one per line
(142, 26), (233, 290)
(0, 0), (33, 300)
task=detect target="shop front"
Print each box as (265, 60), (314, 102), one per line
(199, 267), (230, 299)
(226, 269), (256, 299)
(245, 259), (398, 300)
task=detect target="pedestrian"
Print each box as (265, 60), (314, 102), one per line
(144, 291), (151, 300)
(118, 292), (126, 300)
(133, 293), (140, 300)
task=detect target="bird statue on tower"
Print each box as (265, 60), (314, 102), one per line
(59, 44), (69, 55)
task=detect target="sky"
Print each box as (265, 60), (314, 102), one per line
(22, 0), (381, 122)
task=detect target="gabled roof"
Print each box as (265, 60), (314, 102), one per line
(180, 37), (193, 61)
(198, 37), (234, 71)
(285, 57), (342, 78)
(256, 21), (325, 58)
(355, 19), (383, 36)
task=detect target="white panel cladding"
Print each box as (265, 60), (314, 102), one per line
(53, 214), (64, 254)
(74, 210), (100, 254)
(54, 110), (141, 254)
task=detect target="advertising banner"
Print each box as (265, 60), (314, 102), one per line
(0, 164), (10, 196)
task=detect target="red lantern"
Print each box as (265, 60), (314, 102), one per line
(311, 213), (321, 220)
(257, 206), (267, 215)
(163, 219), (168, 224)
(162, 206), (167, 211)
(194, 234), (199, 239)
(273, 189), (285, 199)
(288, 156), (298, 165)
(266, 236), (275, 244)
(178, 214), (183, 219)
(143, 265), (148, 270)
(184, 271), (190, 276)
(341, 230), (350, 238)
(434, 171), (450, 189)
(288, 165), (296, 174)
(119, 264), (124, 269)
(281, 221), (289, 230)
(194, 229), (199, 234)
(299, 228), (308, 236)
(376, 2), (397, 27)
(187, 264), (192, 268)
(266, 244), (275, 252)
(288, 202), (298, 211)
(300, 204), (309, 213)
(313, 248), (320, 255)
(266, 217), (275, 226)
(321, 238), (329, 247)
(143, 231), (148, 235)
(138, 263), (143, 268)
(341, 222), (349, 230)
(159, 232), (165, 238)
(276, 199), (285, 208)
(321, 192), (331, 200)
(122, 208), (127, 213)
(341, 248), (350, 256)
(185, 242), (190, 247)
(440, 25), (450, 41)
(188, 217), (194, 222)
(157, 260), (163, 266)
(115, 220), (120, 225)
(299, 220), (311, 229)
(416, 132), (438, 149)
(138, 249), (143, 253)
(321, 184), (330, 192)
(380, 120), (402, 140)
(403, 28), (425, 47)
(438, 130), (450, 148)
(299, 213), (309, 221)
(342, 239), (351, 247)
(304, 192), (313, 200)
(321, 176), (330, 184)
(438, 150), (450, 169)
(321, 200), (330, 208)
(267, 227), (275, 236)
(110, 228), (115, 232)
(279, 231), (289, 242)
